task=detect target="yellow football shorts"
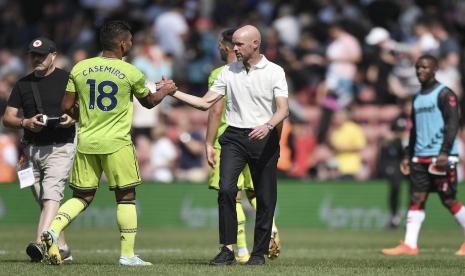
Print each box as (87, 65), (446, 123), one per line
(70, 144), (141, 191)
(208, 146), (254, 191)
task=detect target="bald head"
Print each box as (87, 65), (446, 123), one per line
(234, 25), (261, 45)
(232, 25), (261, 63)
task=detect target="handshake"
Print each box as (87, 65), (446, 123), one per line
(145, 77), (177, 96)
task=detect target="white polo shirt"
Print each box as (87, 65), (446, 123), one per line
(209, 55), (288, 128)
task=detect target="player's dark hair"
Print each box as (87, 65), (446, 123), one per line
(418, 54), (438, 67)
(100, 20), (132, 51)
(221, 28), (237, 46)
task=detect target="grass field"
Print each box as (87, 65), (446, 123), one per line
(1, 227), (464, 275)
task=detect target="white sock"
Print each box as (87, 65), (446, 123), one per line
(404, 210), (425, 249)
(453, 206), (465, 239)
(237, 247), (249, 257)
(58, 243), (68, 251)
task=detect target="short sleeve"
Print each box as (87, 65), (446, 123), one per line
(273, 67), (288, 98)
(209, 66), (227, 96)
(132, 69), (150, 99)
(208, 67), (223, 89)
(66, 74), (76, 93)
(6, 83), (22, 108)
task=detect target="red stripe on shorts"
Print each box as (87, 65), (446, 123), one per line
(450, 202), (463, 214)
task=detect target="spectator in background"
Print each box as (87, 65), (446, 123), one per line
(411, 18), (439, 58)
(0, 130), (17, 183)
(277, 119), (294, 177)
(365, 27), (397, 104)
(292, 31), (326, 104)
(272, 4), (300, 48)
(430, 20), (460, 68)
(149, 124), (177, 183)
(134, 135), (152, 180)
(0, 49), (25, 79)
(377, 114), (409, 229)
(430, 20), (462, 97)
(131, 34), (172, 140)
(388, 52), (419, 100)
(329, 109), (366, 180)
(176, 117), (208, 182)
(153, 1), (188, 60)
(0, 77), (15, 117)
(71, 49), (90, 65)
(316, 21), (361, 143)
(185, 18), (217, 96)
(398, 0), (423, 41)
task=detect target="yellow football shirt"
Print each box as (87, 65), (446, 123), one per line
(67, 56), (149, 154)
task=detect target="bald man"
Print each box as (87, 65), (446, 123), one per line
(172, 25), (289, 265)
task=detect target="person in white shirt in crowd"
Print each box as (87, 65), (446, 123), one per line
(150, 124), (177, 183)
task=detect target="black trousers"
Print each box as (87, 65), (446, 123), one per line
(218, 126), (279, 256)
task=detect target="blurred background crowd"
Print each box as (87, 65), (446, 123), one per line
(1, 0), (465, 183)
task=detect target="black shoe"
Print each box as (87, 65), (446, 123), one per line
(209, 246), (236, 265)
(26, 242), (45, 262)
(245, 255), (265, 266)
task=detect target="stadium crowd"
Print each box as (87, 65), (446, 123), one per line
(1, 0), (465, 183)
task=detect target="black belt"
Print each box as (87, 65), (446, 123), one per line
(227, 126), (254, 131)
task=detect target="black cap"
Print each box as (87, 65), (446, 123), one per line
(28, 37), (57, 54)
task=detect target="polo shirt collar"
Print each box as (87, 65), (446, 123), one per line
(239, 54), (269, 70)
(253, 55), (269, 69)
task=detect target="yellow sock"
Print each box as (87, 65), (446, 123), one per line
(117, 203), (137, 258)
(249, 197), (278, 233)
(50, 197), (88, 236)
(236, 202), (247, 250)
(250, 197), (257, 211)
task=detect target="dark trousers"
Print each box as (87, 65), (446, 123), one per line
(218, 126), (279, 256)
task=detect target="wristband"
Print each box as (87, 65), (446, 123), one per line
(20, 119), (24, 128)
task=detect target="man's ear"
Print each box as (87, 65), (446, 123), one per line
(50, 52), (57, 62)
(253, 39), (259, 50)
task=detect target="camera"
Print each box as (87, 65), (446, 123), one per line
(39, 115), (63, 127)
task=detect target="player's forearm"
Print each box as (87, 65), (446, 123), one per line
(146, 89), (171, 108)
(439, 90), (460, 155)
(64, 104), (79, 121)
(440, 119), (458, 155)
(406, 128), (415, 159)
(62, 92), (79, 119)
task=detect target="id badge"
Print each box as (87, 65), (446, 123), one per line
(18, 167), (35, 188)
(17, 152), (34, 189)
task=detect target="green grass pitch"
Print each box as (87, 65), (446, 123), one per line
(1, 227), (464, 275)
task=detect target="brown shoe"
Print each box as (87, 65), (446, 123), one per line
(268, 231), (280, 260)
(454, 242), (465, 256)
(381, 241), (419, 256)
